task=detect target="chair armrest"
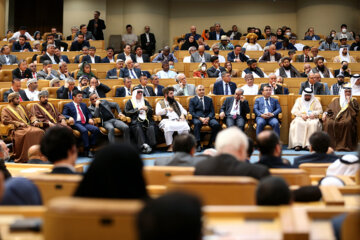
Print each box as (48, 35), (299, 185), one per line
(278, 113), (283, 119)
(246, 113), (251, 120)
(215, 113), (219, 120)
(188, 114), (192, 120)
(93, 118), (102, 124)
(251, 113), (255, 119)
(66, 119), (74, 126)
(125, 117), (131, 123)
(0, 123), (15, 136)
(119, 115), (127, 122)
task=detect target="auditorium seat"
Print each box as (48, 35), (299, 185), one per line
(299, 163), (332, 176)
(143, 166), (195, 185)
(41, 87), (59, 98)
(0, 105), (15, 142)
(44, 197), (142, 240)
(269, 169), (311, 186)
(0, 70), (13, 82)
(219, 96), (250, 130)
(167, 175), (258, 205)
(342, 211), (360, 240)
(251, 95), (283, 131)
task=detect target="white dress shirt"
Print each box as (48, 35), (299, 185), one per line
(47, 52), (57, 64)
(10, 31), (34, 41)
(275, 68), (291, 78)
(183, 56), (191, 63)
(241, 84), (259, 95)
(222, 81), (231, 95)
(230, 99), (240, 116)
(90, 56), (95, 63)
(136, 55), (144, 63)
(24, 89), (39, 101)
(156, 70), (177, 79)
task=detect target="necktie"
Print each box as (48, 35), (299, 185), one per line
(33, 72), (36, 78)
(200, 97), (205, 111)
(144, 87), (150, 97)
(130, 69), (137, 79)
(69, 91), (72, 99)
(225, 83), (229, 95)
(265, 99), (272, 113)
(76, 104), (86, 124)
(5, 55), (9, 64)
(233, 100), (239, 119)
(127, 88), (131, 96)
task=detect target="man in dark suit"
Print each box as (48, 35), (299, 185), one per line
(259, 44), (282, 62)
(106, 59), (124, 79)
(62, 89), (99, 157)
(220, 88), (250, 130)
(226, 25), (242, 40)
(334, 61), (352, 78)
(190, 45), (211, 63)
(57, 78), (77, 99)
(258, 74), (285, 95)
(117, 44), (135, 62)
(150, 74), (164, 96)
(299, 72), (325, 95)
(184, 26), (201, 40)
(140, 25), (156, 55)
(207, 56), (226, 78)
(195, 127), (270, 180)
(101, 47), (116, 63)
(42, 34), (68, 52)
(83, 78), (111, 98)
(70, 33), (90, 51)
(136, 75), (155, 97)
(115, 77), (132, 97)
(120, 59), (142, 79)
(82, 46), (102, 63)
(3, 78), (29, 102)
(11, 35), (32, 52)
(227, 45), (249, 62)
(293, 132), (339, 168)
(189, 85), (221, 151)
(40, 44), (60, 64)
(0, 45), (18, 65)
(74, 46), (89, 63)
(295, 46), (313, 62)
(242, 59), (267, 78)
(54, 48), (70, 63)
(40, 127), (79, 174)
(87, 11), (106, 40)
(257, 130), (293, 168)
(213, 72), (236, 95)
(12, 60), (32, 80)
(254, 85), (282, 136)
(209, 23), (226, 40)
(133, 46), (150, 63)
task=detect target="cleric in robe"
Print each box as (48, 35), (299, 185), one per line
(288, 88), (323, 151)
(322, 85), (359, 151)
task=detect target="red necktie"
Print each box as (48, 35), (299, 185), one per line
(33, 73), (36, 78)
(76, 104), (86, 124)
(19, 95), (23, 102)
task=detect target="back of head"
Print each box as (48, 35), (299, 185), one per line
(256, 176), (291, 206)
(173, 134), (196, 154)
(215, 127), (248, 161)
(309, 131), (330, 153)
(292, 186), (322, 202)
(0, 177), (42, 205)
(74, 143), (148, 199)
(256, 130), (279, 156)
(137, 192), (202, 240)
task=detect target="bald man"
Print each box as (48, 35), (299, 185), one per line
(28, 145), (49, 164)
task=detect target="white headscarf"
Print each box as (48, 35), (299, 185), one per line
(301, 87), (315, 113)
(327, 154), (360, 176)
(350, 75), (360, 96)
(131, 88), (146, 120)
(339, 47), (350, 62)
(339, 85), (352, 108)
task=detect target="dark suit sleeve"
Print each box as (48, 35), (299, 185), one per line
(119, 69), (125, 78)
(318, 83), (325, 95)
(227, 52), (234, 62)
(220, 98), (227, 113)
(243, 100), (250, 114)
(148, 87), (155, 96)
(272, 99), (282, 116)
(115, 87), (125, 97)
(12, 69), (19, 79)
(258, 84), (264, 95)
(3, 91), (10, 102)
(110, 101), (122, 114)
(207, 98), (215, 119)
(62, 104), (71, 119)
(99, 83), (111, 94)
(213, 82), (219, 95)
(299, 83), (305, 95)
(188, 98), (198, 119)
(58, 87), (69, 99)
(254, 99), (261, 117)
(275, 85), (283, 95)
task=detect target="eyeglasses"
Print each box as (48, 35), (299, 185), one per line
(137, 91), (143, 94)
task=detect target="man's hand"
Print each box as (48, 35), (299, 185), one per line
(23, 49), (29, 52)
(167, 107), (173, 112)
(95, 100), (101, 107)
(68, 117), (75, 125)
(301, 114), (308, 121)
(61, 119), (67, 126)
(261, 113), (269, 119)
(322, 113), (327, 122)
(309, 113), (315, 120)
(219, 112), (225, 119)
(240, 96), (245, 102)
(199, 117), (205, 124)
(19, 123), (27, 128)
(118, 113), (125, 119)
(89, 118), (94, 125)
(345, 95), (351, 102)
(180, 115), (186, 121)
(34, 121), (41, 127)
(64, 81), (69, 88)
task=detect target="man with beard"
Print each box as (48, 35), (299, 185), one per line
(288, 88), (323, 151)
(1, 92), (44, 162)
(241, 59), (268, 78)
(227, 45), (248, 62)
(211, 44), (225, 63)
(0, 140), (12, 179)
(311, 57), (334, 78)
(24, 78), (40, 101)
(299, 72), (325, 95)
(334, 61), (351, 78)
(330, 74), (347, 95)
(258, 74), (285, 95)
(155, 87), (189, 151)
(323, 86), (359, 151)
(31, 90), (69, 130)
(275, 57), (301, 78)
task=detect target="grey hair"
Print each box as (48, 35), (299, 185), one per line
(123, 77), (131, 83)
(43, 60), (51, 66)
(150, 74), (158, 80)
(244, 73), (254, 80)
(71, 26), (79, 31)
(65, 78), (75, 83)
(268, 73), (276, 78)
(175, 73), (186, 83)
(195, 85), (204, 90)
(163, 46), (170, 51)
(89, 92), (97, 98)
(125, 59), (133, 65)
(188, 46), (196, 53)
(215, 127), (248, 153)
(59, 61), (67, 68)
(221, 71), (230, 78)
(47, 44), (55, 50)
(235, 88), (244, 94)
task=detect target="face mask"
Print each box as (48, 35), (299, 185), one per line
(286, 32), (291, 36)
(342, 65), (348, 70)
(342, 28), (347, 33)
(169, 65), (174, 69)
(201, 66), (206, 71)
(338, 80), (344, 85)
(331, 34), (335, 38)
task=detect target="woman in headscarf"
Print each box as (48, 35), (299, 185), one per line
(76, 62), (96, 80)
(350, 74), (360, 96)
(125, 86), (157, 153)
(193, 63), (208, 78)
(333, 47), (356, 63)
(201, 29), (209, 41)
(74, 143), (149, 200)
(180, 35), (198, 50)
(0, 177), (42, 205)
(276, 28), (284, 40)
(33, 31), (42, 41)
(224, 61), (238, 77)
(242, 33), (263, 51)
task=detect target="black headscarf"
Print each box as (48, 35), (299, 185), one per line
(74, 143), (149, 199)
(181, 38), (199, 50)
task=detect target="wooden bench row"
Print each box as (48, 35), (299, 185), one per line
(0, 40), (105, 50)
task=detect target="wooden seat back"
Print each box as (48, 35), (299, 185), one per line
(143, 166), (195, 185)
(270, 169), (311, 186)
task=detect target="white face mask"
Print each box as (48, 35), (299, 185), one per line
(201, 66), (206, 71)
(286, 32), (291, 36)
(342, 28), (347, 33)
(331, 33), (335, 38)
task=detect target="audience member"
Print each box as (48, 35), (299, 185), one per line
(87, 11), (106, 40)
(181, 35), (198, 50)
(140, 25), (156, 55)
(211, 43), (226, 63)
(82, 46), (101, 63)
(333, 47), (356, 63)
(327, 154), (360, 176)
(152, 46), (178, 63)
(37, 60), (60, 80)
(83, 77), (110, 98)
(11, 35), (32, 52)
(207, 56), (226, 78)
(299, 72), (325, 95)
(319, 36), (339, 51)
(241, 73), (259, 95)
(218, 35), (234, 50)
(330, 74), (347, 95)
(300, 63), (312, 77)
(133, 46), (150, 63)
(304, 27), (320, 40)
(256, 176), (291, 206)
(350, 34), (360, 51)
(174, 73), (196, 96)
(75, 24), (95, 41)
(258, 73), (285, 95)
(106, 59), (123, 79)
(122, 24), (138, 47)
(3, 78), (29, 102)
(27, 145), (49, 164)
(9, 26), (34, 41)
(150, 74), (164, 96)
(193, 63), (208, 78)
(0, 140), (12, 179)
(183, 46), (197, 63)
(136, 75), (155, 97)
(334, 24), (354, 40)
(102, 47), (115, 63)
(12, 60), (32, 80)
(76, 62), (96, 80)
(275, 57), (301, 78)
(213, 72), (236, 95)
(259, 44), (281, 62)
(312, 57), (334, 78)
(70, 33), (90, 51)
(0, 45), (18, 65)
(24, 78), (39, 101)
(209, 22), (225, 40)
(191, 45), (211, 63)
(156, 61), (177, 79)
(56, 78), (76, 99)
(243, 33), (263, 51)
(115, 77), (132, 97)
(242, 59), (268, 78)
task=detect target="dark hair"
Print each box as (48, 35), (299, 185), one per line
(19, 35), (27, 40)
(309, 131), (330, 153)
(137, 192), (202, 240)
(19, 26), (27, 30)
(256, 176), (291, 206)
(124, 44), (131, 49)
(77, 33), (84, 38)
(126, 24), (132, 29)
(257, 131), (280, 156)
(72, 88), (83, 98)
(234, 44), (241, 49)
(292, 186), (322, 202)
(162, 86), (174, 96)
(12, 78), (21, 84)
(247, 137), (254, 159)
(80, 24), (86, 29)
(270, 33), (277, 37)
(173, 134), (196, 154)
(303, 45), (310, 51)
(210, 55), (218, 63)
(341, 24), (347, 28)
(1, 45), (8, 53)
(106, 46), (114, 51)
(74, 143), (149, 199)
(134, 45), (142, 52)
(89, 46), (96, 50)
(95, 10), (100, 15)
(40, 127), (76, 163)
(314, 56), (325, 64)
(46, 34), (55, 39)
(177, 38), (184, 43)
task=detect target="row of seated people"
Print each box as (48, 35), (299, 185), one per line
(1, 78), (358, 163)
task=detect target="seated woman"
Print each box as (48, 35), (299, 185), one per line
(193, 63), (208, 78)
(33, 31), (42, 41)
(180, 35), (198, 50)
(225, 61), (238, 77)
(243, 33), (263, 51)
(76, 62), (96, 80)
(74, 143), (149, 199)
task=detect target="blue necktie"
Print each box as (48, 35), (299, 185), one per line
(69, 92), (72, 99)
(265, 98), (272, 112)
(130, 69), (137, 79)
(225, 83), (229, 95)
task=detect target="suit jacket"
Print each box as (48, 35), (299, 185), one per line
(11, 41), (32, 52)
(190, 52), (211, 63)
(133, 54), (150, 63)
(154, 85), (164, 96)
(209, 30), (226, 40)
(136, 84), (155, 97)
(295, 54), (313, 63)
(155, 152), (205, 166)
(12, 68), (32, 79)
(70, 40), (90, 51)
(173, 84), (196, 96)
(195, 154), (270, 180)
(0, 54), (18, 65)
(141, 70), (151, 78)
(115, 86), (132, 97)
(226, 31), (242, 40)
(42, 40), (68, 51)
(51, 166), (77, 174)
(82, 55), (102, 63)
(60, 55), (70, 63)
(3, 89), (29, 102)
(140, 32), (156, 52)
(334, 69), (351, 78)
(88, 100), (121, 124)
(293, 153), (339, 168)
(106, 68), (119, 79)
(189, 96), (215, 119)
(120, 67), (141, 78)
(220, 96), (250, 120)
(101, 57), (115, 63)
(258, 83), (285, 95)
(56, 86), (77, 99)
(117, 53), (136, 62)
(253, 97), (282, 117)
(207, 66), (226, 78)
(62, 102), (92, 123)
(258, 155), (293, 169)
(83, 83), (111, 98)
(259, 51), (282, 62)
(36, 69), (60, 80)
(227, 51), (249, 62)
(87, 19), (106, 40)
(213, 81), (236, 95)
(299, 81), (325, 95)
(40, 54), (60, 64)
